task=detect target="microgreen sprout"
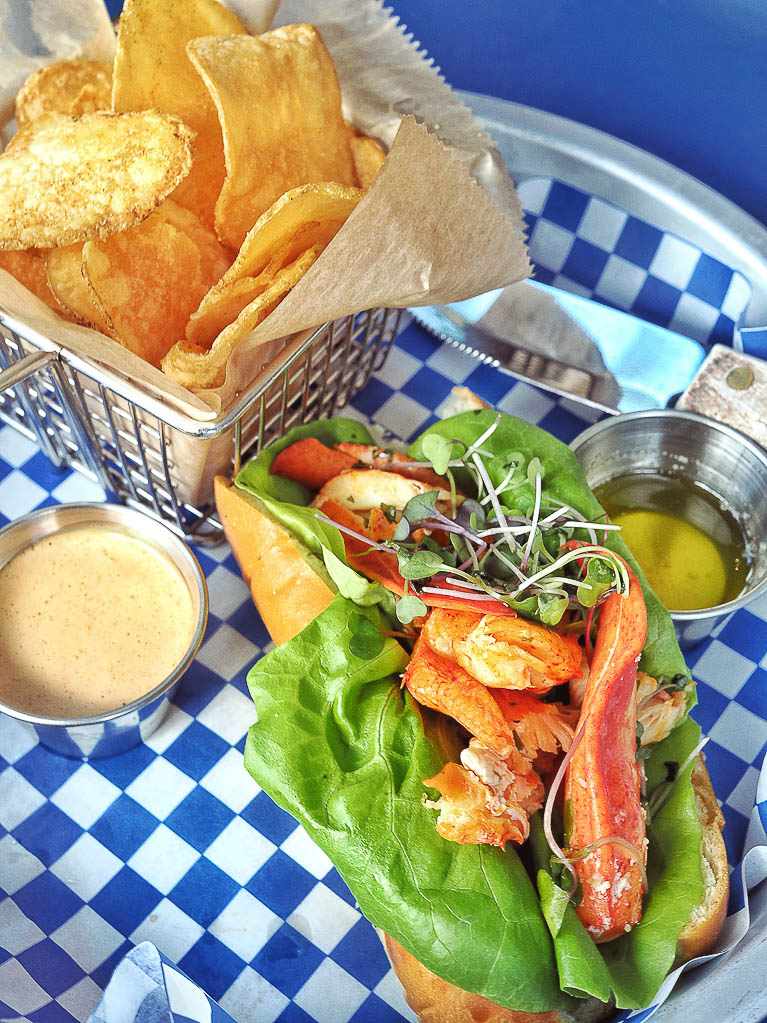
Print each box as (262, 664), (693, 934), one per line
(520, 471), (542, 573)
(420, 434), (454, 476)
(543, 721), (586, 894)
(462, 413), (503, 460)
(314, 513), (391, 554)
(510, 545), (629, 601)
(315, 421), (625, 628)
(562, 835), (649, 895)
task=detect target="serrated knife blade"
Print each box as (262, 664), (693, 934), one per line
(411, 279), (708, 413)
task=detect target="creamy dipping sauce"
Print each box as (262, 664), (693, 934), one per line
(0, 526), (196, 718)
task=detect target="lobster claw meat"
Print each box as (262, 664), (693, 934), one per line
(564, 562), (648, 943)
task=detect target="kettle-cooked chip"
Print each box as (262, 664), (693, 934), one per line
(3, 113), (65, 153)
(82, 200), (232, 367)
(0, 111), (195, 250)
(186, 272), (276, 350)
(0, 248), (58, 310)
(46, 244), (113, 334)
(188, 26), (356, 249)
(163, 245), (321, 390)
(15, 60), (113, 126)
(187, 182), (362, 346)
(157, 200), (236, 269)
(113, 0), (247, 229)
(349, 132), (387, 190)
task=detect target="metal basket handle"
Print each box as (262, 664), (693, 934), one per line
(0, 348), (111, 490)
(0, 350), (60, 392)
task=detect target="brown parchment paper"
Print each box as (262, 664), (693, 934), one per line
(0, 0), (531, 507)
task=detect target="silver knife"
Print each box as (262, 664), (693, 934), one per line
(410, 279), (708, 413)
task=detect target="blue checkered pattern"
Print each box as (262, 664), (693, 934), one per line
(1, 181), (767, 1023)
(518, 178), (753, 350)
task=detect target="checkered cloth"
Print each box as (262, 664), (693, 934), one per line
(1, 189), (766, 1023)
(518, 178), (754, 351)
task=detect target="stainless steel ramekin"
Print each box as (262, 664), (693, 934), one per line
(0, 503), (208, 758)
(570, 410), (767, 649)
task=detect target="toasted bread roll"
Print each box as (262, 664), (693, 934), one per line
(214, 475), (333, 645)
(383, 933), (612, 1023)
(676, 757), (729, 962)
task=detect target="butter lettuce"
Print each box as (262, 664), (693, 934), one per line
(528, 718), (703, 1007)
(245, 597), (569, 1013)
(239, 412), (704, 1011)
(235, 418), (397, 619)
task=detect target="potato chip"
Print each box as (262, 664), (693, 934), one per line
(3, 114), (69, 155)
(187, 272), (274, 347)
(187, 182), (362, 346)
(0, 112), (194, 250)
(188, 26), (357, 249)
(46, 244), (113, 333)
(113, 0), (247, 229)
(82, 200), (232, 367)
(0, 248), (58, 310)
(163, 245), (321, 389)
(15, 60), (112, 126)
(157, 200), (236, 268)
(350, 133), (387, 189)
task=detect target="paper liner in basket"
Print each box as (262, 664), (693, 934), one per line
(0, 0), (116, 129)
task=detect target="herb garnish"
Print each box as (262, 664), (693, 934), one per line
(317, 414), (629, 625)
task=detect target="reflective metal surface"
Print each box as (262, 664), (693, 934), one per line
(570, 410), (767, 649)
(412, 280), (706, 412)
(0, 503), (208, 758)
(460, 92), (767, 327)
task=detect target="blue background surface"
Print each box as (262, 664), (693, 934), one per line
(386, 0), (767, 227)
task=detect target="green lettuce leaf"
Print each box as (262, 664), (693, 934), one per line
(528, 816), (614, 1003)
(234, 418), (396, 621)
(527, 718), (704, 1007)
(245, 596), (571, 1013)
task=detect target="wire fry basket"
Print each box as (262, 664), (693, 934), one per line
(0, 306), (403, 543)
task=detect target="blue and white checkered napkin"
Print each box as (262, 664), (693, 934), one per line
(89, 942), (234, 1023)
(88, 756), (767, 1023)
(518, 178), (761, 355)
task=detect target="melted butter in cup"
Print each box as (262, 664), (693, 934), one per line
(608, 509), (727, 611)
(0, 525), (197, 718)
(596, 473), (750, 613)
